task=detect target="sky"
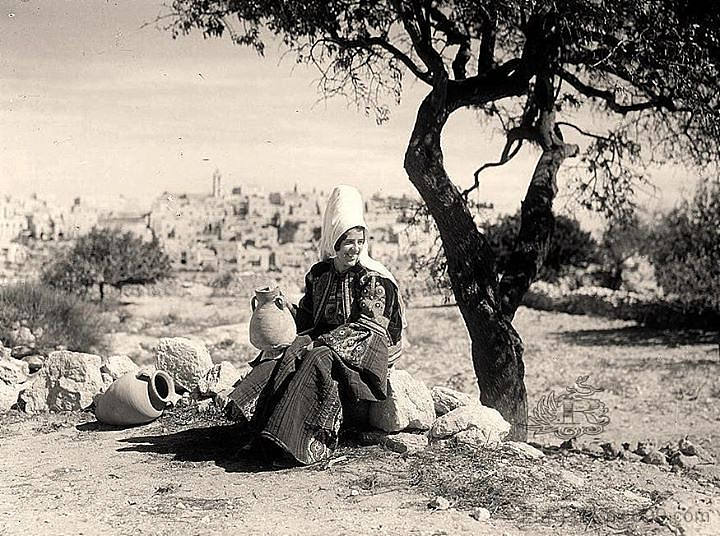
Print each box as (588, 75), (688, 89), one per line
(0, 0), (698, 222)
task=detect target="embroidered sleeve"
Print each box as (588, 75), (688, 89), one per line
(358, 275), (389, 328)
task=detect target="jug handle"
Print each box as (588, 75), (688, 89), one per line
(274, 294), (286, 310)
(251, 296), (258, 311)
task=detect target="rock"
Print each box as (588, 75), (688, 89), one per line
(0, 355), (31, 409)
(677, 437), (713, 461)
(0, 341), (10, 360)
(641, 450), (667, 466)
(429, 404), (510, 446)
(17, 351), (104, 412)
(154, 337), (214, 392)
(0, 382), (22, 410)
(650, 492), (720, 536)
(368, 369), (435, 432)
(560, 438), (578, 450)
(12, 326), (36, 347)
(601, 442), (622, 460)
(502, 441), (545, 459)
(454, 428), (502, 449)
(558, 469), (585, 487)
(11, 345), (35, 359)
(197, 361), (244, 397)
(383, 432), (429, 455)
(618, 450), (643, 462)
(670, 453), (699, 470)
(101, 355), (139, 381)
(470, 507), (491, 522)
(431, 386), (473, 416)
(0, 356), (31, 385)
(635, 440), (656, 457)
(581, 443), (605, 457)
(21, 354), (45, 373)
(101, 372), (115, 390)
(428, 496), (451, 510)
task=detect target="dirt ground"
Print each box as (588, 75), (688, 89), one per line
(1, 296), (719, 535)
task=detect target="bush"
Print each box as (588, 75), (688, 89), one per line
(485, 210), (599, 282)
(522, 281), (719, 329)
(648, 178), (720, 313)
(41, 227), (172, 300)
(595, 216), (652, 290)
(0, 282), (108, 354)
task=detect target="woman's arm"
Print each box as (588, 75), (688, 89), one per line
(295, 269), (315, 335)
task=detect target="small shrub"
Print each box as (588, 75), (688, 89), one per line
(41, 227), (172, 300)
(0, 281), (108, 354)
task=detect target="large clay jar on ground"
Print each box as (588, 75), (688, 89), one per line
(95, 370), (178, 426)
(248, 286), (297, 351)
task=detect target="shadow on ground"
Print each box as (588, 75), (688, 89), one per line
(553, 325), (719, 348)
(78, 420), (287, 473)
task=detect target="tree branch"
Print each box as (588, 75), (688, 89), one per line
(462, 127), (533, 199)
(325, 32), (433, 85)
(558, 69), (676, 115)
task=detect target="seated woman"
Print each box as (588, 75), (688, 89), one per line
(229, 185), (404, 465)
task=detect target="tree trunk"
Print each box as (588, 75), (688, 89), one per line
(404, 92), (529, 439)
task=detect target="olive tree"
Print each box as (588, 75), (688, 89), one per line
(166, 0), (720, 439)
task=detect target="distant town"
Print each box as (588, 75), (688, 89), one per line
(0, 171), (449, 281)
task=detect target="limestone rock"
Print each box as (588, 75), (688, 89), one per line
(428, 496), (451, 510)
(101, 354), (139, 381)
(0, 356), (31, 385)
(641, 450), (667, 466)
(18, 351), (104, 412)
(17, 375), (49, 412)
(368, 369), (435, 432)
(502, 441), (545, 459)
(0, 356), (30, 409)
(670, 453), (699, 470)
(470, 507), (491, 522)
(429, 404), (510, 445)
(0, 381), (23, 411)
(154, 337), (213, 391)
(635, 440), (657, 457)
(12, 326), (36, 347)
(431, 386), (474, 417)
(197, 361), (244, 397)
(383, 432), (429, 455)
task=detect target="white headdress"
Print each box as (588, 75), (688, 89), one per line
(319, 185), (396, 284)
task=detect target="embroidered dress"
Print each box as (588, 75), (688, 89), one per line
(229, 260), (402, 465)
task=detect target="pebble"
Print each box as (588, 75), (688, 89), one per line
(641, 451), (667, 466)
(428, 496), (450, 510)
(470, 507), (491, 522)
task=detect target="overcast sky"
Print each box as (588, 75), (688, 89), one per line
(1, 0), (696, 221)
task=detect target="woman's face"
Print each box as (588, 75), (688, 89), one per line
(334, 228), (365, 272)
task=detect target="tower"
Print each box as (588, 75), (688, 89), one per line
(212, 169), (223, 198)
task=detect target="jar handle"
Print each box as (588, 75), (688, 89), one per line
(251, 296), (258, 312)
(274, 294), (286, 310)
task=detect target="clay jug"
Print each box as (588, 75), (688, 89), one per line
(95, 370), (180, 426)
(248, 286), (297, 351)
